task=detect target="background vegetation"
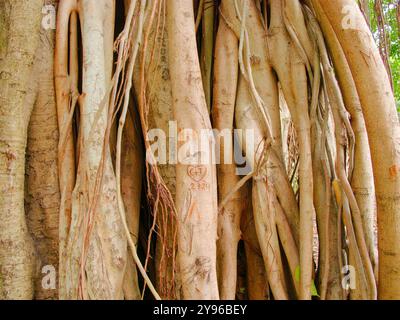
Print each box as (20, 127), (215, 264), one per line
(367, 0), (399, 110)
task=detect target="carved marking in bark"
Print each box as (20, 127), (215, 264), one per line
(188, 165), (210, 191)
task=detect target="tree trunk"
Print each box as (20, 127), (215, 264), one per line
(167, 0), (219, 299)
(0, 0), (43, 299)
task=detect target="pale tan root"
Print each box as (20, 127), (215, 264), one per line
(213, 18), (241, 300)
(0, 0), (43, 299)
(309, 12), (377, 299)
(54, 0), (78, 298)
(307, 0), (378, 286)
(234, 69), (290, 299)
(312, 0), (400, 300)
(167, 0), (219, 299)
(253, 179), (288, 300)
(121, 108), (143, 300)
(220, 0), (300, 250)
(241, 186), (269, 300)
(132, 0), (177, 297)
(267, 0), (316, 300)
(61, 0), (128, 299)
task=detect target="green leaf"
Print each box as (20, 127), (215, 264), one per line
(295, 265), (301, 283)
(294, 265), (320, 297)
(311, 281), (320, 297)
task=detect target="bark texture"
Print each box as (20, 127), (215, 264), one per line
(312, 0), (400, 299)
(167, 0), (219, 299)
(0, 0), (43, 299)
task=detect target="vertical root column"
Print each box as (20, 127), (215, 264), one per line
(0, 0), (43, 299)
(58, 0), (127, 300)
(167, 0), (219, 300)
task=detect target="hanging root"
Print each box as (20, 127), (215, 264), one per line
(1, 0), (396, 301)
(267, 0), (315, 300)
(241, 185), (269, 300)
(167, 0), (219, 299)
(213, 17), (242, 300)
(131, 0), (178, 299)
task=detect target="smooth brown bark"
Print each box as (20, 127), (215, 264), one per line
(25, 0), (60, 300)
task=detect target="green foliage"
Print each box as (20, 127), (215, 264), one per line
(294, 265), (320, 297)
(368, 0), (400, 111)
